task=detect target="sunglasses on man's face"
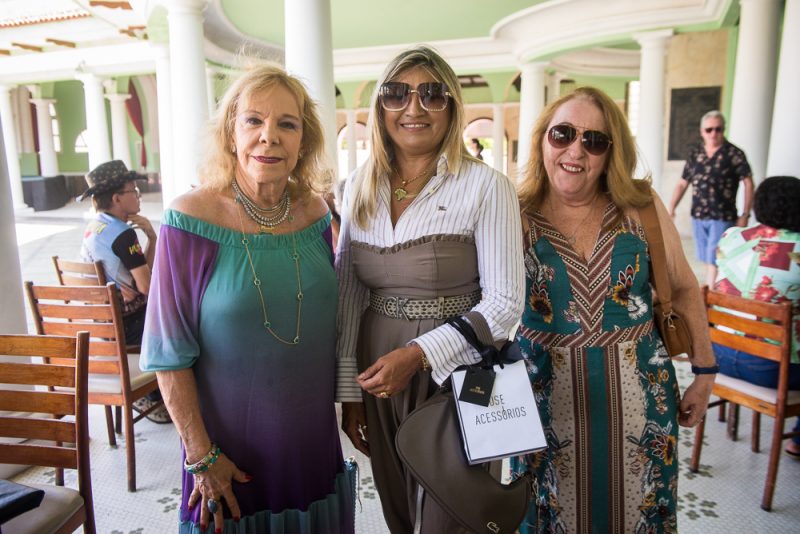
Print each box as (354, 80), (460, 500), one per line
(704, 126), (724, 134)
(379, 82), (452, 112)
(547, 123), (613, 156)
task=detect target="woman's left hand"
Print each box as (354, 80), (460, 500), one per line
(678, 374), (715, 427)
(357, 346), (420, 398)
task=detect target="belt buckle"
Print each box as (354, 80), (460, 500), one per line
(396, 298), (410, 321)
(382, 296), (398, 318)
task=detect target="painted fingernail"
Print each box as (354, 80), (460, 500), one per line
(244, 474), (253, 481)
(234, 516), (240, 523)
(216, 529), (222, 534)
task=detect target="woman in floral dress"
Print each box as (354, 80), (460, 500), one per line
(512, 87), (716, 533)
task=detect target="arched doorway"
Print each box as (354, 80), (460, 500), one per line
(463, 118), (506, 172)
(337, 122), (369, 179)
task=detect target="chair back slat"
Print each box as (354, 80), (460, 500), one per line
(41, 320), (118, 339)
(706, 307), (789, 344)
(0, 362), (76, 387)
(0, 390), (76, 415)
(52, 256), (107, 286)
(0, 443), (78, 470)
(709, 328), (784, 362)
(0, 334), (78, 358)
(30, 284), (112, 303)
(707, 290), (792, 322)
(37, 302), (114, 321)
(0, 416), (76, 443)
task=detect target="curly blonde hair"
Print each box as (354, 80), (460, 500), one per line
(200, 62), (329, 199)
(517, 86), (652, 220)
(349, 45), (471, 228)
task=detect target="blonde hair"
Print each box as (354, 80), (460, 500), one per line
(349, 45), (470, 229)
(518, 86), (652, 221)
(200, 62), (329, 199)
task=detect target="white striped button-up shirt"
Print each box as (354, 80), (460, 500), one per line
(335, 156), (525, 402)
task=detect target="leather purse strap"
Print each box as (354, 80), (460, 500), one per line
(638, 201), (674, 315)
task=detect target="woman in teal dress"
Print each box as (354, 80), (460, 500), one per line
(511, 87), (717, 533)
(140, 64), (355, 534)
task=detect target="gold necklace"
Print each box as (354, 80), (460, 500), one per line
(550, 194), (599, 246)
(393, 167), (433, 202)
(232, 179), (291, 232)
(234, 197), (303, 345)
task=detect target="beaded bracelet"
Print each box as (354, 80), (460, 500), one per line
(184, 443), (221, 474)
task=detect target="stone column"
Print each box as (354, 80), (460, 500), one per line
(346, 109), (357, 174)
(284, 0), (338, 173)
(29, 98), (59, 177)
(152, 42), (176, 207)
(0, 85), (25, 209)
(634, 29), (672, 194)
(77, 72), (112, 170)
(166, 0), (209, 194)
(516, 62), (547, 178)
(492, 103), (505, 173)
(106, 93), (132, 169)
(766, 0), (798, 177)
(16, 87), (34, 154)
(0, 114), (27, 335)
(729, 0), (781, 185)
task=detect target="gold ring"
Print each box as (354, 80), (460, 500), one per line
(379, 392), (389, 399)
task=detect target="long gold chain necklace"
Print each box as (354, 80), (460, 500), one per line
(234, 193), (302, 345)
(232, 179), (291, 232)
(392, 167), (433, 202)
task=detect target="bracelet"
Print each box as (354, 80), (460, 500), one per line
(184, 443), (221, 474)
(411, 343), (430, 371)
(691, 364), (720, 375)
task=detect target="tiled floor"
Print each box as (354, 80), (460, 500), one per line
(9, 197), (800, 533)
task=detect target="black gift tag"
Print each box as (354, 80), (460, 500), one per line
(458, 367), (496, 407)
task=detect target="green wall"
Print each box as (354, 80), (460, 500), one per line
(53, 80), (89, 173)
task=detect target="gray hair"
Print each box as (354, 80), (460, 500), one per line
(701, 110), (725, 129)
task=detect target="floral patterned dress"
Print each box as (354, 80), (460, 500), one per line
(512, 202), (681, 534)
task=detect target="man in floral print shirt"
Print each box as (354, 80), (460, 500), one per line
(713, 176), (800, 456)
(668, 110), (753, 288)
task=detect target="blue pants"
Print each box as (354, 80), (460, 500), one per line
(692, 218), (735, 265)
(713, 343), (800, 444)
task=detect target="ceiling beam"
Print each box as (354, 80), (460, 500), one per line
(45, 39), (77, 49)
(11, 42), (43, 53)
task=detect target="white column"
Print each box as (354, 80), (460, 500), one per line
(0, 113), (27, 335)
(766, 0), (798, 177)
(106, 93), (132, 169)
(77, 73), (112, 170)
(634, 29), (672, 193)
(492, 103), (505, 173)
(547, 71), (564, 104)
(285, 0), (338, 174)
(167, 0), (209, 194)
(0, 85), (25, 209)
(346, 109), (357, 174)
(516, 62), (547, 178)
(16, 87), (34, 153)
(153, 42), (175, 207)
(729, 0), (781, 185)
(205, 65), (217, 116)
(29, 98), (59, 177)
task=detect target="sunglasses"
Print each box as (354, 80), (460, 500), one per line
(704, 126), (724, 133)
(379, 82), (452, 112)
(547, 123), (613, 156)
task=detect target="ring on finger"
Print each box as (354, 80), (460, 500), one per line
(207, 498), (218, 514)
(379, 391), (389, 399)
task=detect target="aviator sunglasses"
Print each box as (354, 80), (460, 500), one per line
(547, 123), (613, 156)
(379, 82), (452, 112)
(704, 126), (723, 133)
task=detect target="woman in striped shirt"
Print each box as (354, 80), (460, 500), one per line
(335, 45), (524, 533)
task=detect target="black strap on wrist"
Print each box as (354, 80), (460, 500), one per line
(691, 364), (720, 375)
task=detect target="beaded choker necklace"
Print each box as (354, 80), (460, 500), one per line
(234, 192), (303, 345)
(232, 179), (291, 232)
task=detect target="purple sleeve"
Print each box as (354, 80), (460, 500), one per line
(140, 224), (219, 371)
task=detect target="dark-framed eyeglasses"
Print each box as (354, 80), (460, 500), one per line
(704, 126), (723, 134)
(118, 186), (141, 197)
(379, 82), (452, 112)
(547, 123), (612, 156)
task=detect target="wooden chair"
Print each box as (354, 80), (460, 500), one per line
(0, 332), (95, 533)
(25, 282), (163, 492)
(690, 287), (799, 510)
(51, 256), (107, 286)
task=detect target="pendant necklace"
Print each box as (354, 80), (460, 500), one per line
(551, 194), (599, 246)
(393, 167), (433, 202)
(232, 178), (291, 232)
(234, 188), (302, 345)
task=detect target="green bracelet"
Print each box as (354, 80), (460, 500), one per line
(184, 443), (221, 474)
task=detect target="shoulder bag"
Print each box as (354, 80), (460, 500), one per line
(638, 201), (693, 358)
(395, 312), (534, 534)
